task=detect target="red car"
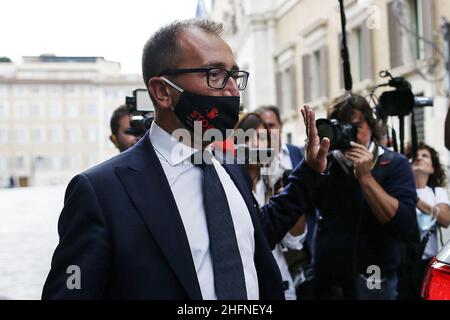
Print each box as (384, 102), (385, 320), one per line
(421, 240), (450, 300)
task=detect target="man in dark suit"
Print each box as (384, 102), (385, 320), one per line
(42, 19), (330, 300)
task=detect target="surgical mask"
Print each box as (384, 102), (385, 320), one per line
(417, 211), (436, 232)
(162, 77), (240, 140)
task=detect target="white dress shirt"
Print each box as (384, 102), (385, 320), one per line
(149, 122), (259, 300)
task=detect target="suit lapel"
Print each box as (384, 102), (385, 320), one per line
(115, 132), (202, 299)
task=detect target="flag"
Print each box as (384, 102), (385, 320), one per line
(195, 0), (208, 19)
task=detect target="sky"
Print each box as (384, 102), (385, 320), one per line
(0, 0), (211, 74)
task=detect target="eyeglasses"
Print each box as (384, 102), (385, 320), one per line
(160, 68), (249, 91)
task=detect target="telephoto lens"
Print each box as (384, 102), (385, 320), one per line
(316, 118), (357, 151)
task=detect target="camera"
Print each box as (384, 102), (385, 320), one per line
(125, 89), (155, 137)
(316, 118), (357, 151)
(376, 71), (434, 119)
(235, 144), (275, 165)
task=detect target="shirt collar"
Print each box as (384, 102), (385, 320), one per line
(149, 122), (199, 166)
(281, 143), (290, 155)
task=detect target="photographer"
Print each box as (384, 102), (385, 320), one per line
(109, 105), (142, 153)
(312, 94), (417, 300)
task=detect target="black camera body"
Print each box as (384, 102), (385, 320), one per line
(377, 72), (433, 119)
(125, 89), (155, 137)
(316, 118), (357, 151)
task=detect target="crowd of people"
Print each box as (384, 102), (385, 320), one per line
(41, 18), (450, 300)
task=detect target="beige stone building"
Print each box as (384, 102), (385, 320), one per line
(211, 0), (450, 167)
(0, 55), (144, 187)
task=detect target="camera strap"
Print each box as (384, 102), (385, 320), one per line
(368, 141), (379, 171)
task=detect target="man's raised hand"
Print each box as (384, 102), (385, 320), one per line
(300, 105), (330, 173)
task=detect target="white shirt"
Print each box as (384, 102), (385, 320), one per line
(149, 122), (259, 300)
(416, 186), (450, 259)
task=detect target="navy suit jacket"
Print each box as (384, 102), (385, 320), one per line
(42, 131), (323, 300)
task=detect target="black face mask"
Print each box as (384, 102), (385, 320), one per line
(162, 77), (240, 140)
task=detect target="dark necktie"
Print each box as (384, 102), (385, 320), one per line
(193, 152), (248, 300)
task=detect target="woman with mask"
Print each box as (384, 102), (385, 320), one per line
(411, 143), (450, 296)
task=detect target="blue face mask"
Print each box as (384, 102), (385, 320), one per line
(417, 211), (436, 232)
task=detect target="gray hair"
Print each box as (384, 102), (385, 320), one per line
(142, 19), (223, 90)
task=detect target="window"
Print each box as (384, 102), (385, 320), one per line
(87, 85), (97, 95)
(0, 128), (8, 144)
(15, 127), (28, 144)
(86, 103), (98, 117)
(87, 154), (98, 167)
(30, 86), (41, 95)
(0, 156), (9, 172)
(283, 66), (296, 111)
(0, 103), (9, 117)
(49, 126), (63, 144)
(275, 55), (298, 116)
(68, 155), (80, 170)
(14, 103), (28, 118)
(31, 127), (45, 144)
(302, 46), (328, 102)
(14, 86), (27, 96)
(275, 65), (297, 113)
(104, 89), (118, 99)
(51, 156), (64, 170)
(29, 103), (43, 117)
(66, 85), (77, 94)
(86, 127), (97, 144)
(67, 103), (79, 118)
(414, 103), (425, 142)
(67, 127), (80, 143)
(48, 102), (62, 118)
(16, 156), (26, 170)
(48, 85), (62, 95)
(0, 85), (8, 97)
(33, 156), (46, 170)
(347, 24), (373, 83)
(388, 0), (433, 68)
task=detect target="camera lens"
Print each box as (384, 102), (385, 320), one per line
(316, 119), (337, 143)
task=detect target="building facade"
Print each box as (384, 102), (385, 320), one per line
(0, 55), (144, 187)
(211, 0), (450, 168)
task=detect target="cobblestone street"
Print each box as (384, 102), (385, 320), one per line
(0, 186), (65, 299)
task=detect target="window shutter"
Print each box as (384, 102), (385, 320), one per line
(302, 54), (312, 103)
(319, 45), (329, 97)
(421, 0), (434, 59)
(289, 65), (298, 110)
(275, 71), (283, 114)
(361, 22), (373, 80)
(388, 1), (403, 68)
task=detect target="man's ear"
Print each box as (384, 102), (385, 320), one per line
(110, 134), (118, 148)
(148, 77), (174, 110)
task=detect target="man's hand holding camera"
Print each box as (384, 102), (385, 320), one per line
(345, 141), (374, 181)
